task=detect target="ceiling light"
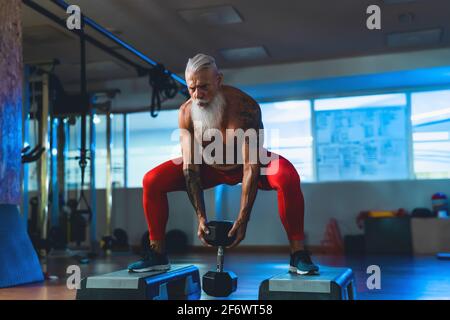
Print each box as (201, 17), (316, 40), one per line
(382, 0), (418, 4)
(178, 6), (243, 25)
(220, 46), (269, 61)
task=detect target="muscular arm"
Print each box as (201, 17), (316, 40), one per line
(179, 105), (207, 221)
(238, 137), (260, 223)
(237, 97), (263, 223)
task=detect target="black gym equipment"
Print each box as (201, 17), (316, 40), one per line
(259, 266), (356, 300)
(21, 144), (46, 164)
(27, 194), (94, 258)
(68, 199), (90, 247)
(202, 221), (238, 297)
(101, 228), (130, 252)
(47, 226), (66, 251)
(141, 229), (189, 256)
(76, 264), (201, 300)
(28, 196), (65, 256)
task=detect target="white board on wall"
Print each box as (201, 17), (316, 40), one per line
(315, 106), (409, 181)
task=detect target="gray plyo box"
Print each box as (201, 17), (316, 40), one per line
(86, 269), (164, 289)
(77, 264), (201, 300)
(259, 267), (356, 300)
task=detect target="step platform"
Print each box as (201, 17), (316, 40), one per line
(76, 264), (201, 300)
(259, 266), (356, 300)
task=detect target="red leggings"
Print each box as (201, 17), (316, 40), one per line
(142, 152), (305, 242)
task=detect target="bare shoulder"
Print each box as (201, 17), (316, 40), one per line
(222, 85), (259, 107)
(178, 99), (193, 130)
(222, 85), (261, 129)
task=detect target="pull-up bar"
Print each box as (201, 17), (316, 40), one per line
(23, 0), (187, 88)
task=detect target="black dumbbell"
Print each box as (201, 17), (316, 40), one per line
(202, 221), (238, 297)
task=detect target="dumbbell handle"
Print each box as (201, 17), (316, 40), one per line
(216, 246), (224, 273)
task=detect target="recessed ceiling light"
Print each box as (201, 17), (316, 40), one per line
(220, 46), (269, 61)
(386, 28), (442, 48)
(178, 6), (243, 26)
(382, 0), (418, 4)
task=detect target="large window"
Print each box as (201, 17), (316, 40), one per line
(94, 114), (125, 189)
(260, 100), (313, 181)
(314, 94), (409, 181)
(63, 114), (125, 190)
(128, 110), (181, 188)
(412, 89), (450, 179)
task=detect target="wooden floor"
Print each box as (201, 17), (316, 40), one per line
(1, 251), (449, 300)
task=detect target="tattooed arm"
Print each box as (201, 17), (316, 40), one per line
(179, 104), (210, 244)
(228, 96), (262, 247)
(183, 165), (206, 221)
(239, 99), (262, 222)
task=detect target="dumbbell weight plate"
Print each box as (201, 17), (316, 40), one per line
(204, 221), (236, 247)
(202, 271), (238, 297)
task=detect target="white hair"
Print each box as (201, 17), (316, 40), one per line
(185, 53), (219, 78)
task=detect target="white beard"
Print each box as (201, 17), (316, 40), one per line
(191, 92), (226, 142)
